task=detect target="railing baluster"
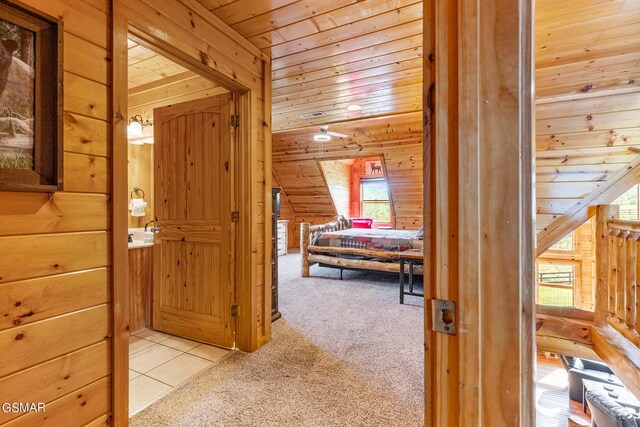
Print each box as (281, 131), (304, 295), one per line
(617, 232), (628, 321)
(599, 210), (640, 346)
(626, 233), (637, 330)
(637, 237), (640, 334)
(595, 205), (617, 325)
(608, 229), (619, 316)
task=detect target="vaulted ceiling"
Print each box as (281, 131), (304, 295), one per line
(198, 1), (640, 246)
(534, 0), (640, 251)
(198, 0), (423, 131)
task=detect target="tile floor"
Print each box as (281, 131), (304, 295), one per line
(128, 328), (232, 415)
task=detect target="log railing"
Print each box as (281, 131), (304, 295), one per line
(595, 205), (640, 349)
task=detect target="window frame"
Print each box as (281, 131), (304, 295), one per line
(614, 184), (640, 220)
(360, 177), (392, 225)
(546, 230), (578, 254)
(535, 258), (580, 307)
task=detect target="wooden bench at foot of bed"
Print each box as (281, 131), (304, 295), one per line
(300, 218), (424, 277)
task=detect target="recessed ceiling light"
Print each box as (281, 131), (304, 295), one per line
(313, 134), (331, 142)
(346, 104), (362, 111)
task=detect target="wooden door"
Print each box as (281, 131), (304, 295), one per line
(423, 0), (534, 425)
(153, 94), (236, 348)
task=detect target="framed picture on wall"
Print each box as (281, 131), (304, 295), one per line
(0, 2), (63, 192)
(365, 160), (383, 175)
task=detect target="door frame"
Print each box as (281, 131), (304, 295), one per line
(423, 0), (535, 424)
(111, 6), (260, 424)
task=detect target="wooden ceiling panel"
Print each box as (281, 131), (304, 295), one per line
(198, 0), (423, 130)
(536, 164), (625, 183)
(272, 113), (423, 229)
(272, 47), (422, 87)
(533, 0), (640, 247)
(272, 21), (422, 71)
(535, 1), (640, 99)
(270, 4), (421, 59)
(128, 39), (191, 90)
(190, 0), (640, 243)
(228, 0), (365, 38)
(126, 37), (227, 129)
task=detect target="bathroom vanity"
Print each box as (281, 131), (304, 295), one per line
(128, 228), (153, 332)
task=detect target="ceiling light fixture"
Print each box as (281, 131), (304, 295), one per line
(313, 125), (348, 142)
(346, 104), (362, 111)
(313, 133), (331, 142)
(127, 115), (153, 139)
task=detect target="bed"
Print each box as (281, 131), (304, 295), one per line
(300, 216), (423, 277)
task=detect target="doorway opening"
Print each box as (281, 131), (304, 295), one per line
(124, 34), (239, 417)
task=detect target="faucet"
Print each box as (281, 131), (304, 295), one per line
(143, 220), (158, 243)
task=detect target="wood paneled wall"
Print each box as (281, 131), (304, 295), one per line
(0, 1), (112, 425)
(127, 143), (153, 227)
(273, 112), (423, 247)
(318, 160), (351, 217)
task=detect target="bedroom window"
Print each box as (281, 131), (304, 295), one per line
(360, 178), (391, 223)
(549, 232), (574, 251)
(613, 184), (639, 219)
(536, 261), (576, 307)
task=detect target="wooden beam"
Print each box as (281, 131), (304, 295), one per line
(591, 324), (640, 399)
(537, 305), (595, 322)
(308, 245), (400, 259)
(536, 335), (599, 361)
(537, 156), (640, 256)
(111, 5), (130, 425)
(308, 253), (424, 274)
(536, 313), (592, 345)
(128, 70), (196, 96)
(425, 0), (534, 424)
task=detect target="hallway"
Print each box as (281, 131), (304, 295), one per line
(130, 252), (424, 426)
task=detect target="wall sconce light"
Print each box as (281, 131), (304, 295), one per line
(128, 115), (152, 139)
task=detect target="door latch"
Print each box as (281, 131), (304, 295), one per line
(432, 299), (456, 335)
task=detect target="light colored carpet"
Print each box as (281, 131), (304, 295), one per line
(130, 252), (424, 426)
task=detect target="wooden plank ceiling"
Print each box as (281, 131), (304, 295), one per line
(127, 38), (227, 120)
(198, 0), (424, 131)
(534, 0), (640, 242)
(196, 1), (640, 244)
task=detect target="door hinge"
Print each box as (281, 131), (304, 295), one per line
(231, 211), (240, 222)
(231, 304), (239, 317)
(231, 115), (239, 128)
(431, 299), (456, 335)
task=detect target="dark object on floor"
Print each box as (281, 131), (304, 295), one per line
(399, 249), (424, 304)
(560, 356), (623, 403)
(585, 389), (640, 427)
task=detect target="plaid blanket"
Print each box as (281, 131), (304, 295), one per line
(311, 228), (422, 252)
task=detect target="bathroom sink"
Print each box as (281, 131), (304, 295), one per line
(128, 227), (153, 249)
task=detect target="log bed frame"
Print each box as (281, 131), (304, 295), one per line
(300, 216), (424, 277)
